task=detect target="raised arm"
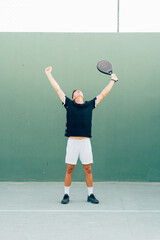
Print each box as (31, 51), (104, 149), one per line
(96, 74), (118, 107)
(45, 66), (65, 104)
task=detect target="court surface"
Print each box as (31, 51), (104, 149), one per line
(0, 182), (160, 240)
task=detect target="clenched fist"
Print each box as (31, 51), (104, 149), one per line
(111, 73), (118, 82)
(45, 66), (52, 74)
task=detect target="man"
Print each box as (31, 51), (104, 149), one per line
(45, 66), (118, 204)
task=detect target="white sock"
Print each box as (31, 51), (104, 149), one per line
(88, 187), (93, 196)
(64, 186), (70, 195)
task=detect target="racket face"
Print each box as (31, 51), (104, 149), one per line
(97, 60), (113, 75)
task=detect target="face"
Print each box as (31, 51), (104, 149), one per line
(73, 90), (84, 101)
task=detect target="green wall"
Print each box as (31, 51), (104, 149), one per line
(0, 33), (160, 182)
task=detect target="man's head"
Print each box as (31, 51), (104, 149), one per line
(72, 89), (84, 102)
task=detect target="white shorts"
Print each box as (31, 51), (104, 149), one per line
(65, 138), (93, 165)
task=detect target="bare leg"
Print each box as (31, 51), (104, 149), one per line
(83, 163), (93, 187)
(64, 163), (75, 186)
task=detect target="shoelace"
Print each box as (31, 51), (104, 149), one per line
(90, 194), (96, 199)
(64, 194), (69, 199)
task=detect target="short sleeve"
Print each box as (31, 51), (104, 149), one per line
(62, 96), (72, 109)
(90, 97), (97, 109)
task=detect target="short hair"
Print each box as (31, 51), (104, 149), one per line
(72, 89), (79, 99)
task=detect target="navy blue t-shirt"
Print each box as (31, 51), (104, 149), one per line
(62, 96), (97, 138)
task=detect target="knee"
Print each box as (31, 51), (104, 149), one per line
(84, 166), (92, 174)
(67, 166), (74, 175)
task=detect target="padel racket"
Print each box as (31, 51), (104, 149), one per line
(97, 60), (118, 81)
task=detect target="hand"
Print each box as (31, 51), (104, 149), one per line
(111, 73), (118, 82)
(45, 66), (52, 74)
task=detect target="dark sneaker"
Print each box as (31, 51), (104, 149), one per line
(61, 194), (69, 204)
(87, 194), (99, 204)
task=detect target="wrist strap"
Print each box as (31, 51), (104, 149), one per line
(111, 79), (117, 82)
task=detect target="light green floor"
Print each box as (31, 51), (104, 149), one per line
(0, 182), (160, 240)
